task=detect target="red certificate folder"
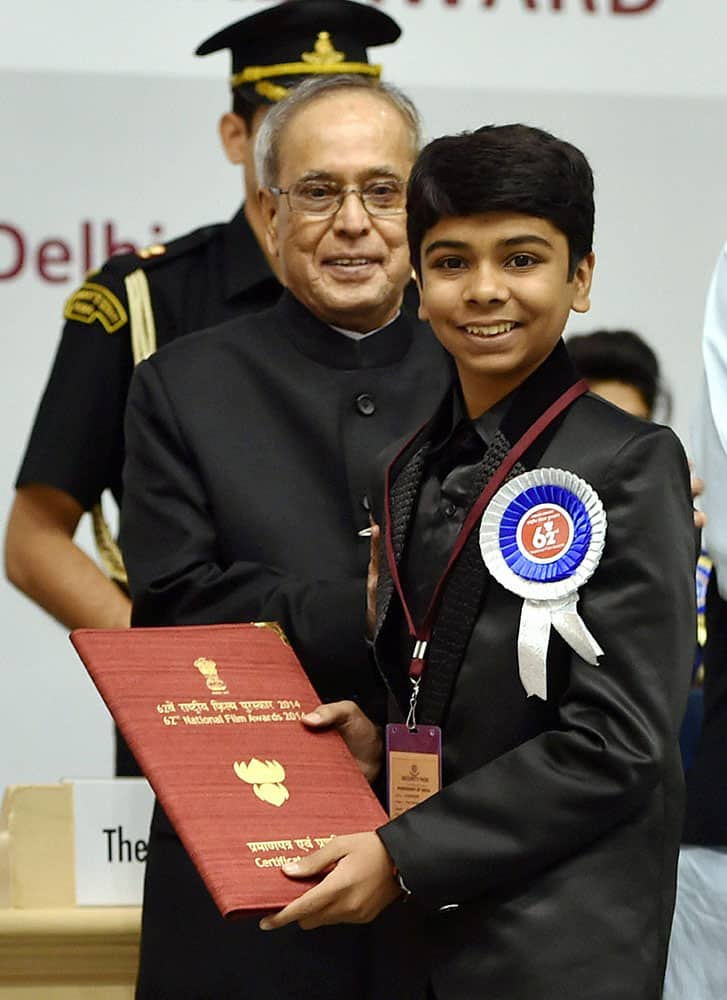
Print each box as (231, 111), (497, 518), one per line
(70, 622), (387, 918)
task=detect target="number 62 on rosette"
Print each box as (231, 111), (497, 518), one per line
(479, 468), (607, 700)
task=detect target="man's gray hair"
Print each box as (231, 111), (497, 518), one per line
(254, 75), (422, 189)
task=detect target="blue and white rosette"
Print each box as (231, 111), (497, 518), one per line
(479, 468), (607, 700)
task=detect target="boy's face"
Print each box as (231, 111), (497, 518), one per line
(417, 212), (594, 417)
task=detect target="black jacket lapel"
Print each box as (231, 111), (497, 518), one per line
(418, 428), (524, 725)
(375, 448), (427, 639)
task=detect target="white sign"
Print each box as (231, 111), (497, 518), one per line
(71, 778), (154, 906)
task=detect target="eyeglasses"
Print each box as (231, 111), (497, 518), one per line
(269, 179), (406, 218)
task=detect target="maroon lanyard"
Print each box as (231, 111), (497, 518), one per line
(384, 380), (589, 684)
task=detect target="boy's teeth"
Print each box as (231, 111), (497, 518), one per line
(464, 321), (516, 337)
(331, 258), (369, 266)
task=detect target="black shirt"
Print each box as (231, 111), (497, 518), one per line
(401, 388), (509, 628)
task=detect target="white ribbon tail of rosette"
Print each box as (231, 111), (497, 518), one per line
(518, 594), (603, 700)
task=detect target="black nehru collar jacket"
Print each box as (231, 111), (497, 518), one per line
(279, 288), (421, 369)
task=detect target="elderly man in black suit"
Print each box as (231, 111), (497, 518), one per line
(120, 75), (450, 999)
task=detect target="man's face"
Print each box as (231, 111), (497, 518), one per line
(417, 212), (594, 416)
(260, 90), (414, 332)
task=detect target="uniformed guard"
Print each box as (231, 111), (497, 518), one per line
(5, 0), (403, 776)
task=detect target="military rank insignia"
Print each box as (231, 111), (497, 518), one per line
(136, 244), (166, 259)
(63, 282), (128, 334)
(480, 468), (607, 700)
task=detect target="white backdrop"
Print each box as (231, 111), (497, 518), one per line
(2, 0), (726, 793)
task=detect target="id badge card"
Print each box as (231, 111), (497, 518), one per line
(386, 724), (442, 819)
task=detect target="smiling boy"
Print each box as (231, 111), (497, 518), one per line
(264, 124), (696, 1000)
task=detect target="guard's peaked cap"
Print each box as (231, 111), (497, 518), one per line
(196, 0), (401, 105)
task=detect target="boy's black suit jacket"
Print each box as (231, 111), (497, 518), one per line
(371, 342), (696, 1000)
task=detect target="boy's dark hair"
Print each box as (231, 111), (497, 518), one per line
(407, 123), (594, 280)
(566, 328), (668, 420)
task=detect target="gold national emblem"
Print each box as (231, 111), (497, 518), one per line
(194, 656), (228, 693)
(63, 282), (128, 334)
(234, 758), (290, 807)
(301, 32), (345, 66)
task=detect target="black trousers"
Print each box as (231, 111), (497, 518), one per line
(115, 726), (142, 776)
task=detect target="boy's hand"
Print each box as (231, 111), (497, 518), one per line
(259, 832), (401, 931)
(301, 701), (383, 783)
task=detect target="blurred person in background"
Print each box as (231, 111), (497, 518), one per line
(566, 327), (669, 421)
(566, 328), (705, 526)
(567, 327), (706, 771)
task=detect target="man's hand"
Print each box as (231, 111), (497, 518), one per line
(689, 462), (706, 530)
(301, 701), (383, 783)
(259, 832), (401, 931)
(365, 521), (380, 640)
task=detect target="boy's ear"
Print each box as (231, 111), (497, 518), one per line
(571, 252), (596, 314)
(219, 112), (250, 165)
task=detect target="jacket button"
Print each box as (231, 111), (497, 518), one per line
(355, 393), (376, 416)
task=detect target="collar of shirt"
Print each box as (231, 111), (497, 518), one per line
(329, 311), (401, 341)
(399, 386), (510, 624)
(427, 384), (512, 462)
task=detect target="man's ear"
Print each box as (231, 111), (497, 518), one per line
(258, 187), (280, 261)
(415, 272), (429, 322)
(219, 112), (250, 165)
(571, 252), (595, 314)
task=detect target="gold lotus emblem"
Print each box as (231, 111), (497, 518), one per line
(233, 757), (289, 807)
